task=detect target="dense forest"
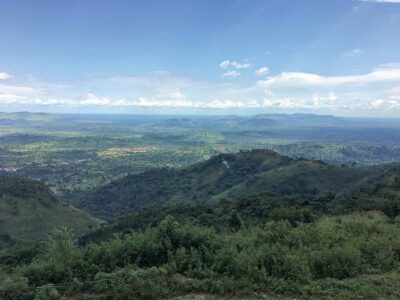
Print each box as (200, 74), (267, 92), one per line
(1, 212), (400, 299)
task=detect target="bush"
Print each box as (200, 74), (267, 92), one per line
(35, 284), (59, 300)
(312, 247), (362, 279)
(0, 272), (31, 300)
(93, 267), (169, 299)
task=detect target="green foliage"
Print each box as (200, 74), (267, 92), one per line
(77, 150), (373, 218)
(381, 198), (400, 219)
(93, 267), (169, 299)
(35, 284), (59, 300)
(270, 207), (314, 226)
(226, 210), (243, 232)
(312, 247), (362, 279)
(0, 272), (30, 300)
(0, 176), (98, 241)
(2, 212), (400, 299)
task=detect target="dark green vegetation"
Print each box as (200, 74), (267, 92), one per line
(1, 150), (400, 299)
(80, 152), (400, 244)
(76, 149), (373, 219)
(1, 112), (400, 299)
(0, 176), (98, 243)
(1, 212), (400, 299)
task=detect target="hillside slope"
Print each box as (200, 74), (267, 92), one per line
(332, 164), (400, 212)
(0, 176), (98, 241)
(75, 150), (373, 219)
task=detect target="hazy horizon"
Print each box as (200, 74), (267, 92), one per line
(3, 110), (400, 120)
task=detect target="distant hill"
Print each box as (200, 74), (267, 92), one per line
(74, 149), (373, 219)
(0, 176), (98, 242)
(0, 111), (59, 123)
(156, 113), (344, 131)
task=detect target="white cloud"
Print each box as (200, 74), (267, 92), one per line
(0, 94), (69, 105)
(223, 71), (241, 78)
(312, 92), (337, 102)
(136, 96), (195, 107)
(219, 60), (251, 69)
(207, 99), (260, 108)
(0, 72), (12, 80)
(255, 67), (269, 76)
(0, 94), (26, 102)
(0, 83), (37, 95)
(79, 93), (133, 106)
(1, 64), (400, 115)
(155, 88), (186, 100)
(80, 94), (113, 106)
(344, 48), (363, 56)
(362, 0), (400, 3)
(31, 98), (70, 105)
(264, 89), (274, 97)
(370, 98), (400, 110)
(257, 65), (400, 88)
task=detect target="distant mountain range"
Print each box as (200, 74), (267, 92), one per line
(0, 112), (60, 123)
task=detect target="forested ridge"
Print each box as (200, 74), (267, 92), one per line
(73, 150), (373, 219)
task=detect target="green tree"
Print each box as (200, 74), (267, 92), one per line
(227, 210), (243, 232)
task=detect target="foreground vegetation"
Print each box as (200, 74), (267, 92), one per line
(1, 212), (400, 299)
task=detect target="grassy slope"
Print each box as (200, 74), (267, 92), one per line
(0, 176), (98, 241)
(76, 150), (373, 219)
(210, 160), (370, 202)
(332, 164), (400, 210)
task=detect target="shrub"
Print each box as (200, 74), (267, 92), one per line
(35, 284), (59, 300)
(312, 247), (362, 279)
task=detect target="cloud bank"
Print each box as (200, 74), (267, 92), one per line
(1, 64), (400, 116)
(257, 66), (400, 88)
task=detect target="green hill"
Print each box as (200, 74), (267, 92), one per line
(332, 164), (400, 213)
(0, 176), (98, 242)
(75, 149), (373, 219)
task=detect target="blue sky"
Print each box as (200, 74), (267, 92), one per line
(0, 0), (400, 116)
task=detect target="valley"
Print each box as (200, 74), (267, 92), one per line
(1, 112), (400, 299)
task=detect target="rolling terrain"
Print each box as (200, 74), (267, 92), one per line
(75, 149), (374, 219)
(2, 112), (400, 203)
(0, 176), (98, 243)
(1, 148), (400, 299)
